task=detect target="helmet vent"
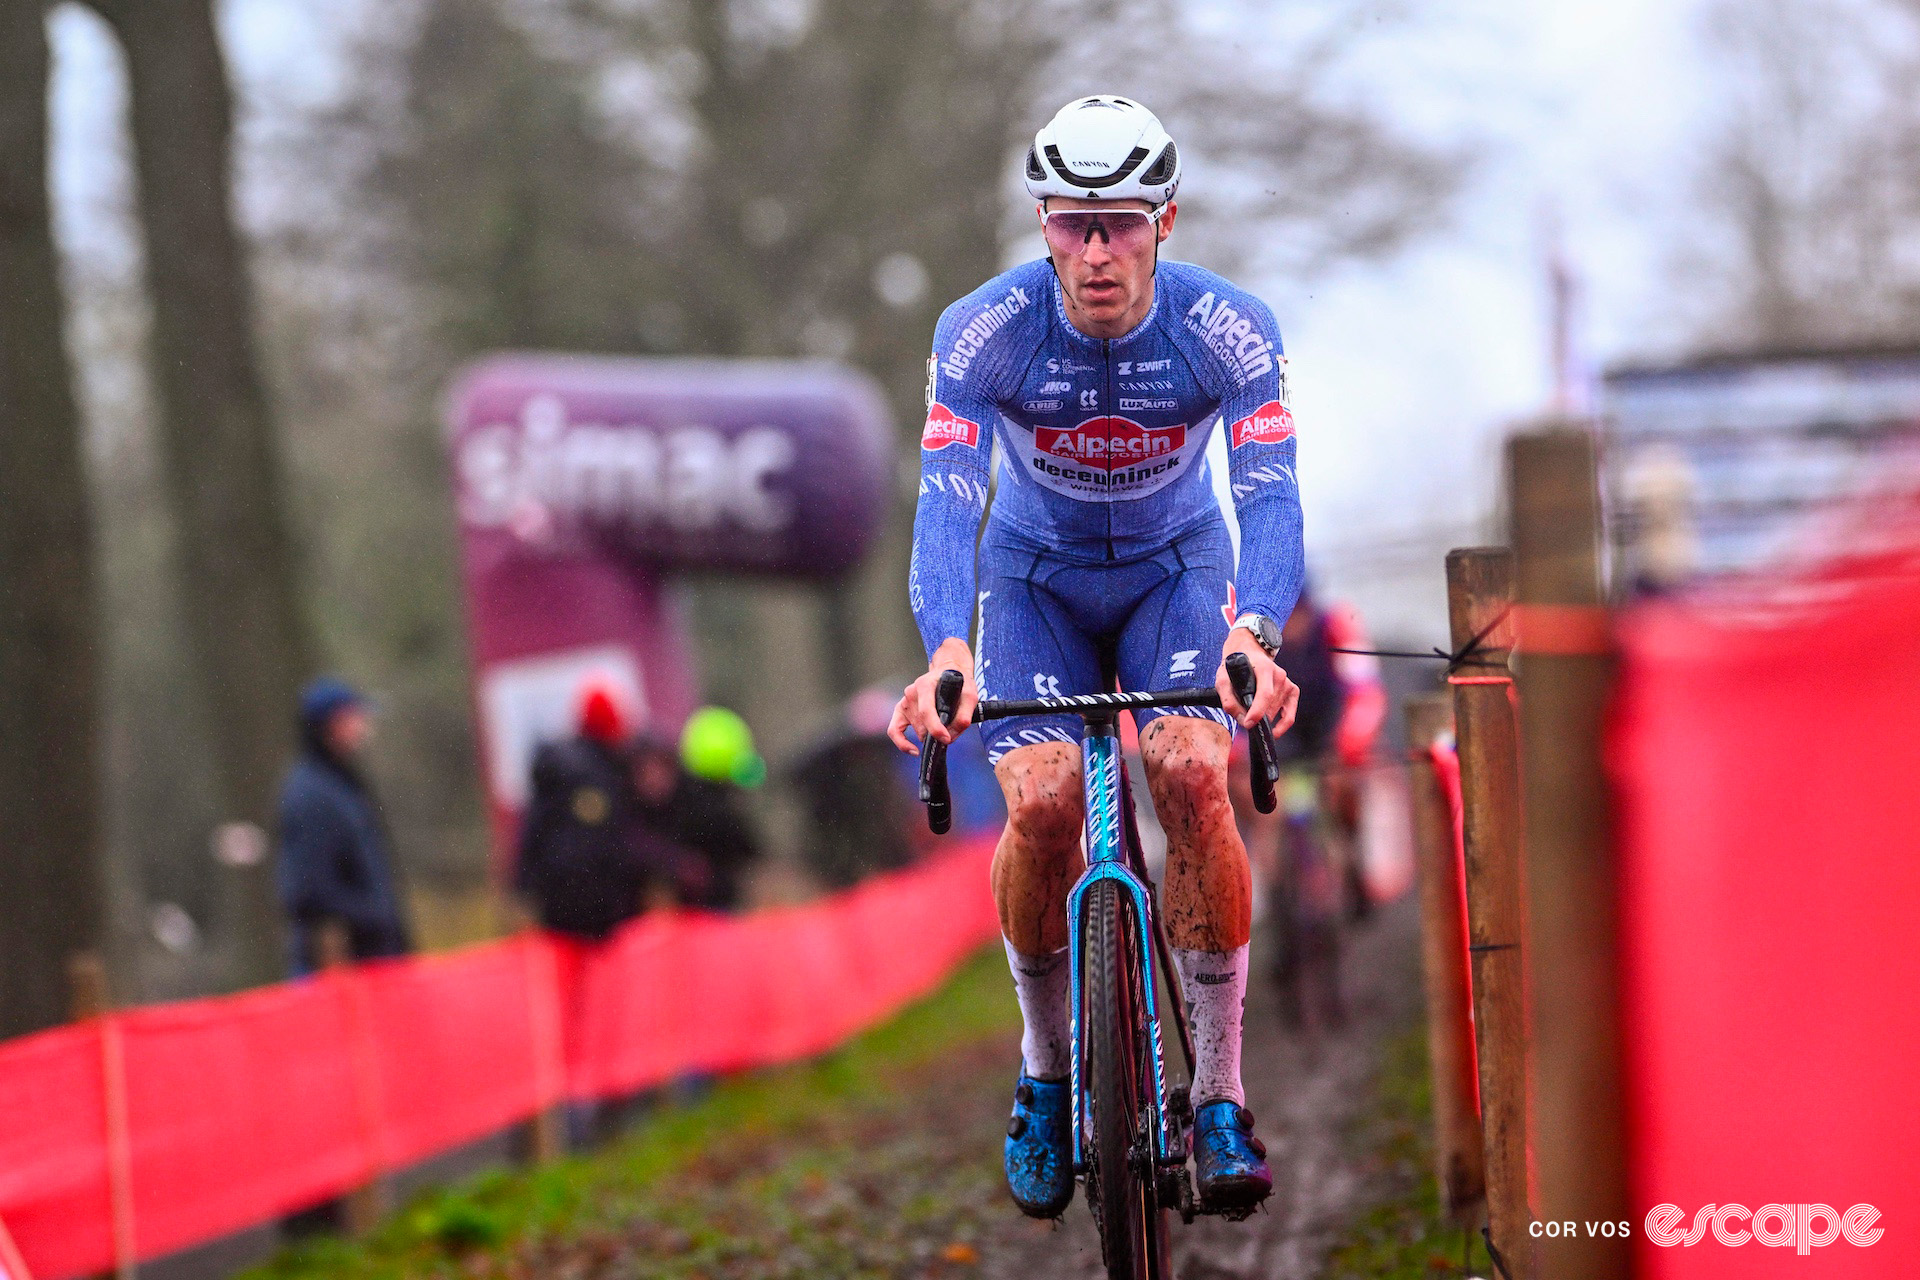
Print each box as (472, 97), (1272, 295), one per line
(1025, 146), (1046, 182)
(1141, 142), (1178, 187)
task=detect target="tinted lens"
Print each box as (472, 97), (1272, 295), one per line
(1043, 211), (1155, 256)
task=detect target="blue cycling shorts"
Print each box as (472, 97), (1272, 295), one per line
(974, 519), (1237, 766)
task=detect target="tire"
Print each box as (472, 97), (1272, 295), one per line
(1082, 878), (1170, 1279)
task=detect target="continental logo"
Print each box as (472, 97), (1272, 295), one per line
(940, 285), (1032, 381)
(1183, 291), (1277, 386)
(922, 403), (980, 451)
(1229, 400), (1294, 448)
(1035, 416), (1185, 472)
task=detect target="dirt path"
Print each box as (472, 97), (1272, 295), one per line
(257, 893), (1426, 1280)
(971, 894), (1424, 1280)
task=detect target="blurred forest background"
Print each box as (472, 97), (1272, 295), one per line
(9, 0), (1920, 1032)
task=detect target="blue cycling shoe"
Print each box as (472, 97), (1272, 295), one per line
(1004, 1070), (1074, 1218)
(1192, 1099), (1272, 1214)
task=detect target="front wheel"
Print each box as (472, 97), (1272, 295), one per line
(1082, 878), (1171, 1279)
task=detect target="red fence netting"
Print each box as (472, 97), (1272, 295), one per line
(1611, 545), (1920, 1274)
(0, 838), (997, 1279)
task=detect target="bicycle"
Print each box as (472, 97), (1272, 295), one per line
(918, 652), (1280, 1280)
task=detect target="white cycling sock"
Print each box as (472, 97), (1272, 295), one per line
(1174, 945), (1249, 1106)
(1004, 938), (1073, 1081)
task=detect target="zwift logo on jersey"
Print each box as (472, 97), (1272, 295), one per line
(922, 403), (980, 451)
(1229, 400), (1294, 447)
(1035, 416), (1186, 472)
(1183, 292), (1277, 386)
(940, 285), (1032, 382)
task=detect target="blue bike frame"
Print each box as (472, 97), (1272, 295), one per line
(1066, 719), (1178, 1174)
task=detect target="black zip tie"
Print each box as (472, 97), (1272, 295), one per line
(1442, 607), (1513, 677)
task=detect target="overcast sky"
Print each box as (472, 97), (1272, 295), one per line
(47, 0), (1716, 639)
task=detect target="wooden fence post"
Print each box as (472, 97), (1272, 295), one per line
(1508, 428), (1627, 1280)
(1405, 692), (1485, 1227)
(316, 923), (387, 1239)
(1445, 547), (1534, 1279)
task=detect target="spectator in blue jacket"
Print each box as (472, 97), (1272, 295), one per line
(275, 678), (413, 975)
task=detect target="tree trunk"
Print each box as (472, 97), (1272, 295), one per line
(0, 0), (107, 1037)
(88, 0), (312, 985)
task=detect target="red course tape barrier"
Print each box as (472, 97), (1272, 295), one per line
(0, 839), (998, 1278)
(1611, 548), (1920, 1275)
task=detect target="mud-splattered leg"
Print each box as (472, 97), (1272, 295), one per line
(1140, 716), (1250, 951)
(990, 741), (1086, 954)
(1141, 716), (1255, 1108)
(991, 742), (1084, 1079)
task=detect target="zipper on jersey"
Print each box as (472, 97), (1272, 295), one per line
(1102, 338), (1115, 561)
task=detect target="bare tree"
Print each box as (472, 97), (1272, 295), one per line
(0, 0), (105, 1036)
(1683, 0), (1920, 348)
(84, 0), (314, 984)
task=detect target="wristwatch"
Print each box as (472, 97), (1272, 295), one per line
(1231, 612), (1283, 659)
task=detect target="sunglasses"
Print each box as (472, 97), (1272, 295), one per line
(1039, 203), (1167, 257)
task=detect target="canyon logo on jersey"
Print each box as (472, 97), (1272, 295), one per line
(922, 403), (980, 451)
(1229, 400), (1294, 448)
(1029, 415), (1192, 499)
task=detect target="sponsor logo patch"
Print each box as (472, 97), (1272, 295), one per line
(1035, 416), (1186, 472)
(940, 285), (1032, 381)
(1229, 400), (1294, 447)
(1040, 380), (1071, 393)
(1183, 291), (1278, 387)
(1022, 399), (1064, 412)
(1120, 396), (1178, 411)
(922, 402), (980, 450)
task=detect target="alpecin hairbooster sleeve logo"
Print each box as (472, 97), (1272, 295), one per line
(922, 402), (980, 450)
(1229, 401), (1294, 448)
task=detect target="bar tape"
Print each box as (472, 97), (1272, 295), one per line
(1511, 603), (1611, 655)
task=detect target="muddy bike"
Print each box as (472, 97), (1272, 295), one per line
(918, 653), (1280, 1280)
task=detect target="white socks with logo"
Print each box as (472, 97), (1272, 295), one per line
(1004, 938), (1073, 1081)
(1007, 938), (1249, 1100)
(1173, 944), (1249, 1106)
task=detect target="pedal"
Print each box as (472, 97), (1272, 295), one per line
(1157, 1165), (1196, 1225)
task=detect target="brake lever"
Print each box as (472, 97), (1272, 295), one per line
(918, 668), (965, 834)
(1224, 651), (1279, 815)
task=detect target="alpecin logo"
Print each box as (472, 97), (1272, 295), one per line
(1642, 1203), (1883, 1253)
(922, 403), (980, 451)
(1230, 400), (1295, 448)
(1036, 417), (1185, 471)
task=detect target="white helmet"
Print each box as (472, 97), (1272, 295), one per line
(1024, 95), (1181, 205)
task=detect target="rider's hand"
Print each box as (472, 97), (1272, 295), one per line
(1216, 628), (1300, 734)
(888, 637), (978, 756)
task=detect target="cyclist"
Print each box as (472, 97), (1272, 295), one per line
(887, 95), (1305, 1218)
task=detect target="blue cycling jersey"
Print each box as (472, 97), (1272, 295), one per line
(909, 258), (1306, 658)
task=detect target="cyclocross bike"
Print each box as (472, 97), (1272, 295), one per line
(919, 651), (1280, 1280)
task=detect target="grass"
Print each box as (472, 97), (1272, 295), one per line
(241, 945), (1020, 1280)
(1322, 1025), (1492, 1279)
